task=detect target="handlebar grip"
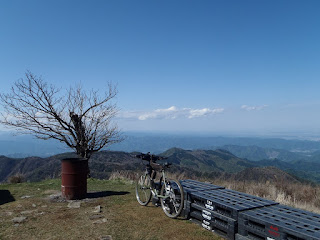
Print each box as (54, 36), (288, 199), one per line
(164, 162), (172, 168)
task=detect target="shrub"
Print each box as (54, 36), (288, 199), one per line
(8, 174), (25, 184)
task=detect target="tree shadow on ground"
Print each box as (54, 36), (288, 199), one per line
(0, 190), (15, 205)
(86, 191), (130, 199)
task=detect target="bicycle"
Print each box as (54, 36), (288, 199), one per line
(135, 152), (185, 218)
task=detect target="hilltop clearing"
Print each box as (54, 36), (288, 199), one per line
(0, 179), (222, 240)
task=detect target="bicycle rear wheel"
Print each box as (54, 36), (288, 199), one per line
(160, 179), (184, 218)
(135, 174), (152, 206)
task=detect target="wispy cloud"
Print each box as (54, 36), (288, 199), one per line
(241, 105), (268, 111)
(120, 106), (224, 120)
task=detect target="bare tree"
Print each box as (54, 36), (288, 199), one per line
(0, 71), (122, 159)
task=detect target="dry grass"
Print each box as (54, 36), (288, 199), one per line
(108, 171), (137, 183)
(206, 179), (320, 214)
(0, 178), (222, 240)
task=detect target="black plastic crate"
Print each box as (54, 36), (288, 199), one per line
(238, 204), (320, 240)
(190, 217), (236, 240)
(235, 234), (250, 240)
(180, 179), (224, 192)
(237, 226), (268, 240)
(177, 180), (223, 218)
(180, 179), (224, 201)
(190, 208), (236, 240)
(180, 199), (191, 219)
(191, 202), (237, 234)
(189, 189), (278, 220)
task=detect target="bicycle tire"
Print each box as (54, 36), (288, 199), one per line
(160, 179), (184, 218)
(135, 174), (152, 206)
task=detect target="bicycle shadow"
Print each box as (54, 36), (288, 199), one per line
(86, 191), (130, 199)
(142, 203), (187, 221)
(0, 190), (15, 205)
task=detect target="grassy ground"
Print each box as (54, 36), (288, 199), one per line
(0, 178), (222, 240)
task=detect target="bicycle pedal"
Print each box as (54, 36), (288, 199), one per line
(152, 197), (160, 206)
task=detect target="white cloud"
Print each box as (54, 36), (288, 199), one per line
(188, 108), (224, 118)
(120, 106), (224, 120)
(241, 105), (268, 111)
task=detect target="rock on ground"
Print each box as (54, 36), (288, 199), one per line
(100, 236), (112, 240)
(20, 195), (31, 199)
(93, 218), (107, 224)
(12, 216), (27, 223)
(67, 201), (81, 208)
(89, 214), (104, 220)
(93, 205), (102, 213)
(20, 210), (36, 215)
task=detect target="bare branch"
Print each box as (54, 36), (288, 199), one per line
(0, 71), (122, 160)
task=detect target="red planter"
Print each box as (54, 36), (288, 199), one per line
(61, 158), (88, 200)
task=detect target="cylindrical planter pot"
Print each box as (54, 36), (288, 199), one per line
(61, 158), (88, 200)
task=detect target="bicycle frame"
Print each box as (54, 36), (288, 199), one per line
(149, 169), (169, 199)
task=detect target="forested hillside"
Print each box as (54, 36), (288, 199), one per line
(0, 148), (313, 184)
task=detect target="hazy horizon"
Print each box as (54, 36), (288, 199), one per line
(1, 129), (320, 141)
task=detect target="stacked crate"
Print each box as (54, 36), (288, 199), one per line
(237, 204), (320, 240)
(180, 179), (224, 199)
(173, 179), (320, 240)
(179, 179), (225, 219)
(188, 188), (279, 240)
(190, 202), (237, 240)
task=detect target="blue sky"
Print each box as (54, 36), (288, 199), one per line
(1, 0), (320, 136)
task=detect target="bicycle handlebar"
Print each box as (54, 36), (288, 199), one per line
(164, 162), (172, 168)
(135, 152), (168, 162)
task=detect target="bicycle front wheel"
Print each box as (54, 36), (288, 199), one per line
(135, 174), (152, 206)
(160, 179), (184, 218)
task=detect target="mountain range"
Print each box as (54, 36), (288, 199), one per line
(216, 145), (308, 162)
(1, 132), (320, 184)
(0, 147), (310, 184)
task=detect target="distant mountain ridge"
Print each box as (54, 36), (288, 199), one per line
(216, 145), (308, 162)
(0, 151), (142, 183)
(1, 132), (320, 158)
(161, 147), (254, 173)
(1, 148), (251, 182)
(227, 166), (300, 184)
(0, 147), (308, 185)
(0, 147), (244, 182)
(110, 134), (320, 153)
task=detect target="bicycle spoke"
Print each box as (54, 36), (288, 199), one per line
(160, 179), (184, 218)
(135, 174), (151, 206)
(143, 190), (148, 200)
(172, 200), (178, 213)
